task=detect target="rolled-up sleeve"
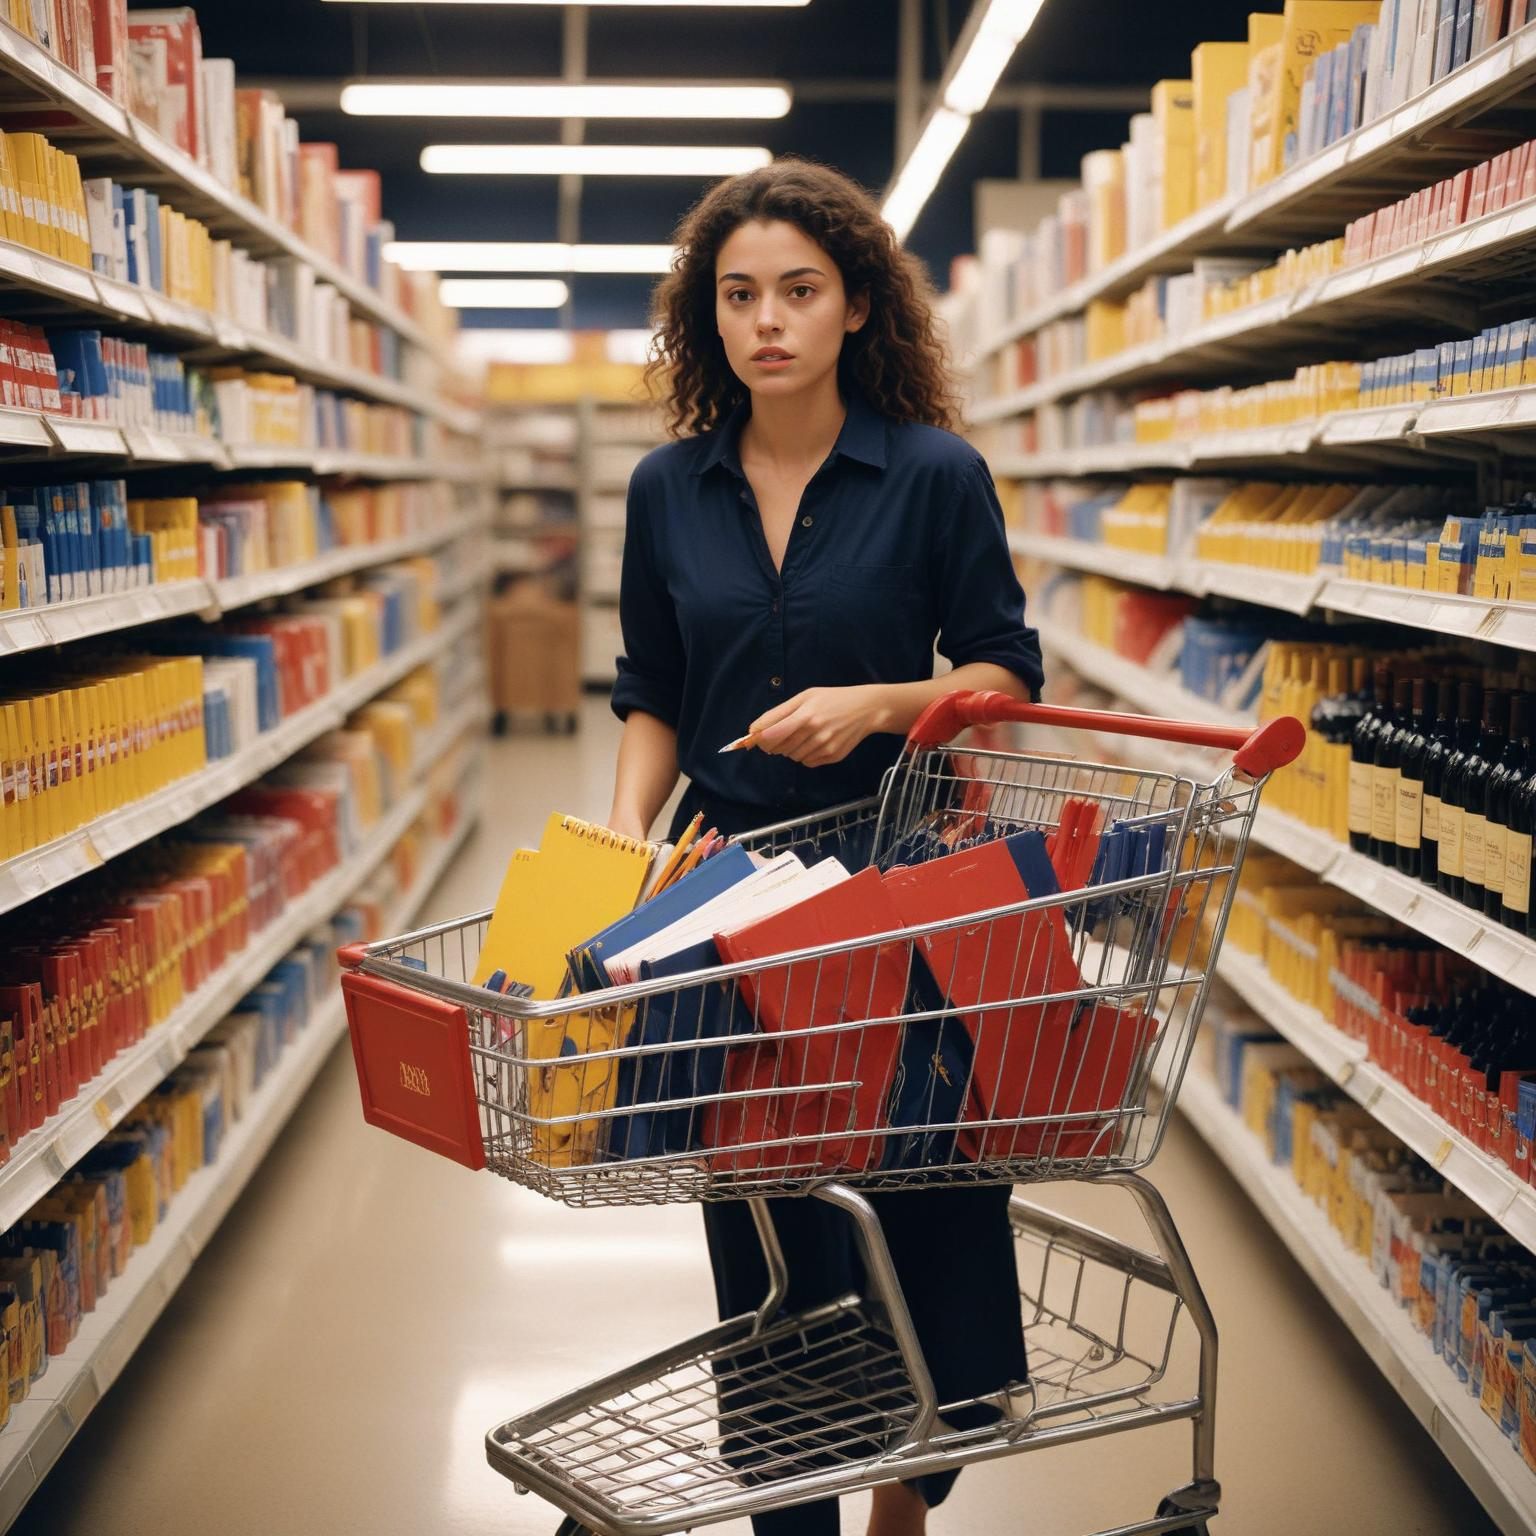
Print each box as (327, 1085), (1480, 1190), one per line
(932, 456), (1045, 700)
(611, 464), (686, 726)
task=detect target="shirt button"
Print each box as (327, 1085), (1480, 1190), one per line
(800, 515), (813, 527)
(770, 676), (783, 689)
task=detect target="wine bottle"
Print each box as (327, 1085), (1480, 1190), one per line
(1482, 692), (1530, 922)
(1502, 703), (1536, 932)
(1349, 665), (1392, 856)
(1395, 678), (1430, 879)
(1458, 689), (1505, 914)
(1420, 677), (1457, 887)
(1372, 677), (1412, 865)
(1435, 679), (1482, 903)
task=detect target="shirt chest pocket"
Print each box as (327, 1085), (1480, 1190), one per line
(816, 561), (923, 676)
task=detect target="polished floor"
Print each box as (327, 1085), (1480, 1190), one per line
(14, 704), (1499, 1535)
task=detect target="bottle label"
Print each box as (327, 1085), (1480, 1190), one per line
(1506, 833), (1533, 916)
(1423, 792), (1441, 844)
(1484, 820), (1507, 898)
(1396, 776), (1424, 850)
(1464, 811), (1488, 887)
(1439, 803), (1465, 877)
(1372, 765), (1400, 843)
(1347, 761), (1373, 835)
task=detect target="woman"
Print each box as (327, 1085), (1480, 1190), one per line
(606, 158), (1044, 1536)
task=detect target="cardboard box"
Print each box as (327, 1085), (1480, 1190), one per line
(488, 593), (581, 718)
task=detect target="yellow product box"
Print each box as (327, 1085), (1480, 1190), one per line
(1084, 297), (1125, 361)
(1151, 79), (1196, 231)
(1193, 40), (1251, 208)
(1081, 148), (1126, 270)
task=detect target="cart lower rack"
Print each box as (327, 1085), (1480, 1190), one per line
(341, 692), (1303, 1535)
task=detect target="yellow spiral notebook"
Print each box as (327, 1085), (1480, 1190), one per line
(474, 814), (656, 1169)
(473, 812), (655, 992)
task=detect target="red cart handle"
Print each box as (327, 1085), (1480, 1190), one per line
(906, 691), (1305, 780)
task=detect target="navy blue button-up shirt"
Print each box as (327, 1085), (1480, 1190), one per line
(611, 392), (1044, 825)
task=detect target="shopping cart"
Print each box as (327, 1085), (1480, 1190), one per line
(339, 691), (1303, 1536)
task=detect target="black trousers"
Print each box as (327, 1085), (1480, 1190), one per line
(670, 792), (1029, 1532)
(701, 1185), (1028, 1535)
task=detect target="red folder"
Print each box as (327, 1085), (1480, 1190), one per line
(709, 867), (911, 1174)
(340, 965), (485, 1171)
(883, 838), (1088, 1160)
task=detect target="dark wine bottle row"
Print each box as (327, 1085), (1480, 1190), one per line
(1347, 665), (1535, 933)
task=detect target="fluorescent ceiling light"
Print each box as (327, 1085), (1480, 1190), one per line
(439, 278), (570, 308)
(604, 329), (656, 365)
(421, 143), (772, 176)
(455, 330), (575, 366)
(387, 241), (675, 274)
(882, 108), (971, 242)
(884, 0), (1048, 241)
(943, 0), (1048, 113)
(341, 82), (791, 119)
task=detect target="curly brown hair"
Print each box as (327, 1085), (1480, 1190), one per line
(645, 158), (959, 438)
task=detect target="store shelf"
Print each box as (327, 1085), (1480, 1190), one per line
(982, 196), (1244, 357)
(0, 236), (473, 430)
(0, 511), (488, 658)
(0, 795), (480, 1530)
(975, 195), (1536, 416)
(0, 599), (479, 916)
(1177, 1065), (1536, 1536)
(221, 444), (483, 482)
(1216, 948), (1536, 1253)
(0, 781), (428, 1238)
(0, 18), (434, 356)
(1006, 528), (1536, 653)
(1225, 23), (1536, 245)
(1036, 626), (1248, 730)
(1326, 847), (1536, 998)
(1041, 625), (1536, 997)
(1006, 529), (1181, 589)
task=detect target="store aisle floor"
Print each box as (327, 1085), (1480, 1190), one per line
(14, 704), (1498, 1536)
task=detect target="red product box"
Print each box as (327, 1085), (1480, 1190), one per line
(1488, 150), (1514, 213)
(125, 8), (202, 161)
(1518, 140), (1536, 204)
(1468, 160), (1492, 221)
(90, 0), (128, 103)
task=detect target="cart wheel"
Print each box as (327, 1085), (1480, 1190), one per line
(553, 1519), (593, 1536)
(1155, 1496), (1210, 1535)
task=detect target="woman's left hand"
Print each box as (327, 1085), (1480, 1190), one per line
(749, 685), (891, 768)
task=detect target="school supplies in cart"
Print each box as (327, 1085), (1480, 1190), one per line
(342, 693), (1304, 1536)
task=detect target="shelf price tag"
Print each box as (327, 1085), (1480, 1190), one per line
(1433, 1139), (1453, 1169)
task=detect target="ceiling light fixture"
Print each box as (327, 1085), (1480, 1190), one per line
(439, 278), (571, 308)
(455, 330), (576, 366)
(341, 81), (791, 119)
(420, 143), (773, 176)
(882, 0), (1048, 241)
(387, 241), (675, 274)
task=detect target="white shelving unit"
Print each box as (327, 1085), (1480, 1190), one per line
(1010, 529), (1536, 651)
(1177, 1067), (1536, 1536)
(0, 599), (480, 917)
(978, 23), (1536, 362)
(577, 397), (663, 686)
(1035, 623), (1536, 999)
(0, 784), (481, 1529)
(0, 509), (489, 658)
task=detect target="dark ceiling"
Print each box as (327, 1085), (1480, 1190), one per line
(192, 0), (1270, 330)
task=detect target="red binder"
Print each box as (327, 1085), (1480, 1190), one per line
(341, 966), (485, 1171)
(882, 837), (1091, 1159)
(710, 868), (911, 1174)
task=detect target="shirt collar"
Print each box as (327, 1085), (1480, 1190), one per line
(691, 390), (888, 477)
